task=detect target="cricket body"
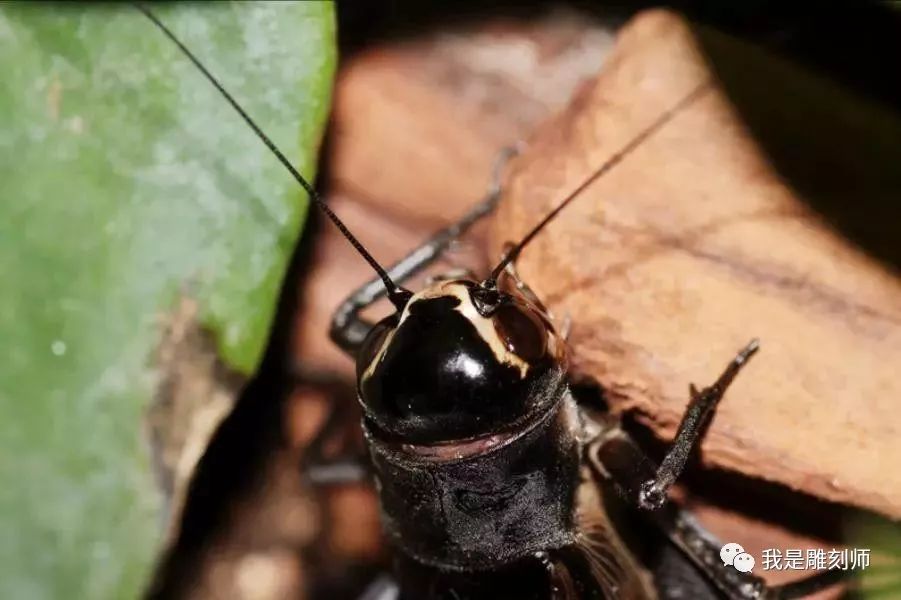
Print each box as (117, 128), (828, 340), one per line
(350, 274), (653, 598)
(139, 5), (849, 599)
(358, 278), (576, 567)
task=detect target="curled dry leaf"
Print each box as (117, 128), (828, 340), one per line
(495, 10), (901, 519)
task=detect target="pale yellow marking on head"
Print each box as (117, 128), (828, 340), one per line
(436, 283), (531, 378)
(360, 280), (534, 382)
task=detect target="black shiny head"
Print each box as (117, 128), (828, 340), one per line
(357, 279), (567, 446)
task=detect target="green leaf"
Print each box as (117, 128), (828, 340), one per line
(849, 514), (901, 598)
(0, 2), (335, 598)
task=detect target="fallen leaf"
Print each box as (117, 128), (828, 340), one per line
(496, 9), (901, 519)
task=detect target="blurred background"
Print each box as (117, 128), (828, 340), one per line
(2, 1), (900, 599)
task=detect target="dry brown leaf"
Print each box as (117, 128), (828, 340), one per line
(496, 10), (901, 519)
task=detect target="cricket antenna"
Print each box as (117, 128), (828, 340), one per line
(134, 4), (412, 310)
(484, 81), (712, 288)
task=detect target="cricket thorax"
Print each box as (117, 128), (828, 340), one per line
(365, 387), (582, 571)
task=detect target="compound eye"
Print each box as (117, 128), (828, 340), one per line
(492, 302), (548, 364)
(356, 315), (397, 381)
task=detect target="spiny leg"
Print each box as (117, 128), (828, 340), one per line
(588, 428), (849, 599)
(597, 430), (764, 599)
(638, 339), (759, 511)
(330, 145), (519, 355)
(664, 504), (849, 600)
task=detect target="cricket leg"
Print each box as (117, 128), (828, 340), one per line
(330, 146), (519, 355)
(661, 502), (847, 600)
(660, 503), (849, 600)
(588, 429), (848, 599)
(637, 339), (760, 511)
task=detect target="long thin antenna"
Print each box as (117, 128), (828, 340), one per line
(485, 81), (712, 286)
(134, 3), (411, 309)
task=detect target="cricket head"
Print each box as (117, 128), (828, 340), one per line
(356, 278), (567, 449)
